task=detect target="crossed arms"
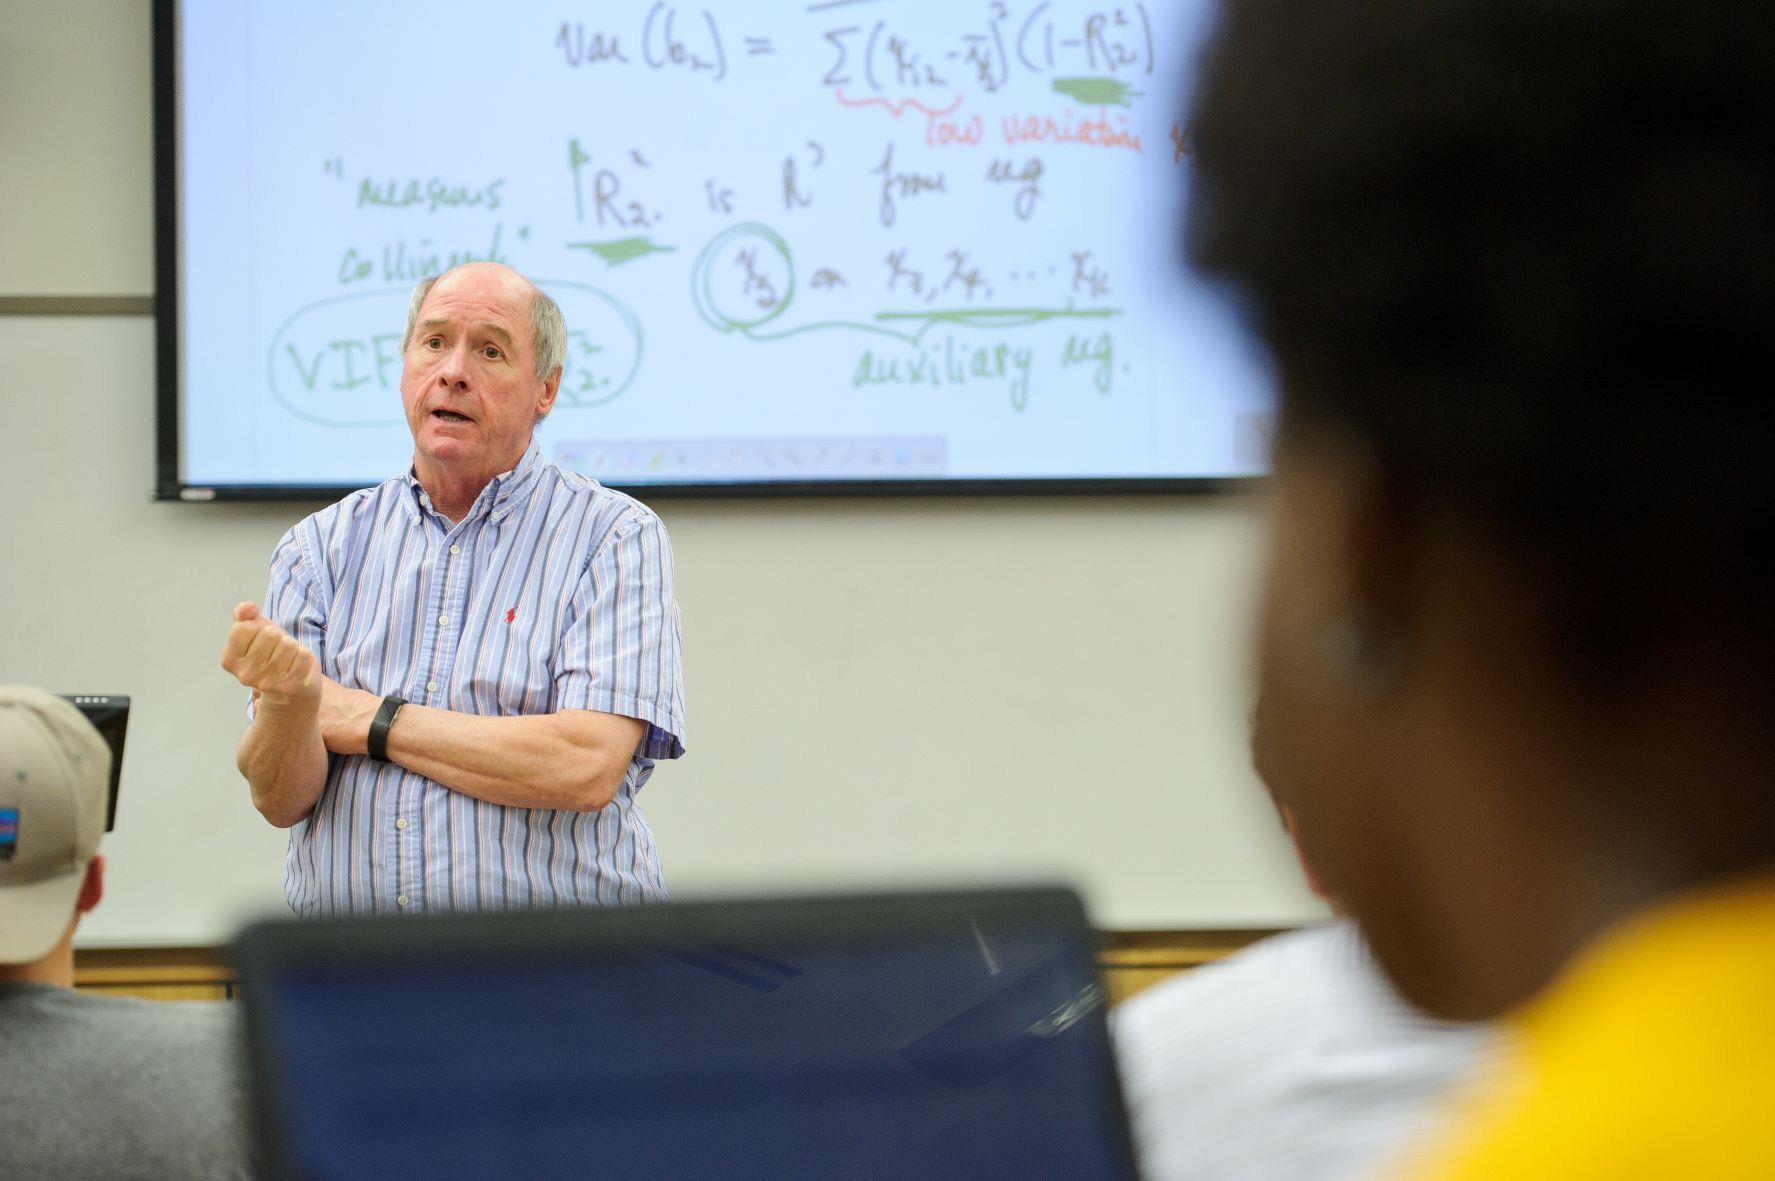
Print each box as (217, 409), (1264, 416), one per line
(221, 602), (644, 829)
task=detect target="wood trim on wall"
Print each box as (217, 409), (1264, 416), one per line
(1097, 929), (1281, 1005)
(73, 929), (1284, 1006)
(74, 946), (235, 1001)
(0, 295), (154, 316)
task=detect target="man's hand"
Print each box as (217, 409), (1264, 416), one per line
(221, 602), (320, 709)
(224, 602), (329, 828)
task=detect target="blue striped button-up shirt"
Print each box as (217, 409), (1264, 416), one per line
(259, 443), (685, 914)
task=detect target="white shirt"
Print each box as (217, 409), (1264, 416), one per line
(1114, 920), (1491, 1181)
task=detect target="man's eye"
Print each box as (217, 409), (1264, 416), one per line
(424, 337), (444, 350)
(482, 345), (503, 359)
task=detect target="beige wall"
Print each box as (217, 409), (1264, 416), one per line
(0, 0), (1322, 944)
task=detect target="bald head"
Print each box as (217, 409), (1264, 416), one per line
(402, 263), (566, 382)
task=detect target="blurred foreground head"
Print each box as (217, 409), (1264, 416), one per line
(1188, 0), (1775, 1019)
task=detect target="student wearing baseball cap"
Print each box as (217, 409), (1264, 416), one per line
(0, 685), (255, 1180)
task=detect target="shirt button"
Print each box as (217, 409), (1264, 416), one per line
(437, 613), (448, 625)
(426, 680), (438, 692)
(396, 894), (409, 907)
(449, 544), (460, 555)
(395, 818), (409, 830)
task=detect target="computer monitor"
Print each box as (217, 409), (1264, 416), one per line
(233, 887), (1139, 1181)
(61, 694), (127, 832)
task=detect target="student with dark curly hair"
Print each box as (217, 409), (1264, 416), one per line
(1184, 0), (1775, 1173)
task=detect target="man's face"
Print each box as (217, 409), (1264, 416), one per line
(400, 265), (559, 485)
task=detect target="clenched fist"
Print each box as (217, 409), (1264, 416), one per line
(221, 602), (320, 709)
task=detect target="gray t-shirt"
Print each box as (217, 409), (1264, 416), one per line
(0, 982), (256, 1180)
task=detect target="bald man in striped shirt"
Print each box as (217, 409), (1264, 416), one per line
(222, 263), (685, 914)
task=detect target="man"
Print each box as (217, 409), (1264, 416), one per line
(1184, 0), (1774, 1173)
(1114, 698), (1489, 1181)
(0, 686), (254, 1179)
(223, 262), (685, 914)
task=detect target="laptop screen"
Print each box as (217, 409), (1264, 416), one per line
(61, 694), (127, 831)
(235, 888), (1137, 1181)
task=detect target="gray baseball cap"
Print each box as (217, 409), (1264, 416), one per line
(0, 686), (111, 963)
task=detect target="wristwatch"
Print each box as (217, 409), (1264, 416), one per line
(368, 694), (406, 763)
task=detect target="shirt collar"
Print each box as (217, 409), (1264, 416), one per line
(403, 441), (545, 525)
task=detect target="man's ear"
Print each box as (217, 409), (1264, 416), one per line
(1342, 454), (1418, 686)
(75, 854), (105, 915)
(1291, 428), (1419, 699)
(535, 367), (562, 422)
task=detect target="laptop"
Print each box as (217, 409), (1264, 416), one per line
(61, 694), (127, 831)
(232, 886), (1140, 1181)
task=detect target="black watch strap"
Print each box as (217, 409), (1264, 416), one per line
(368, 694), (406, 763)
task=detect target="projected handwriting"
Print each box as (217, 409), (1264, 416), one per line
(555, 23), (630, 67)
(268, 284), (644, 428)
(819, 3), (1153, 97)
(942, 250), (994, 300)
(735, 247), (781, 311)
(984, 157), (1043, 219)
(554, 6), (733, 81)
(884, 246), (1092, 302)
(1062, 331), (1116, 392)
(335, 224), (511, 287)
(283, 336), (405, 393)
(1000, 106), (1142, 152)
(642, 4), (727, 79)
(356, 176), (505, 214)
(1070, 250), (1110, 298)
(783, 142), (823, 212)
(1014, 4), (1154, 80)
(853, 336), (1034, 410)
(1169, 119), (1192, 163)
(850, 329), (1119, 411)
(568, 140), (661, 228)
(885, 249), (924, 296)
(872, 143), (947, 228)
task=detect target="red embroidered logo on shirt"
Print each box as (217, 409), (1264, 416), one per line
(504, 608), (516, 624)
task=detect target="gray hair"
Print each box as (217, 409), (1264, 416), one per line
(402, 268), (566, 382)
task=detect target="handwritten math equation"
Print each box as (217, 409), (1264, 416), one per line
(274, 0), (1195, 426)
(554, 2), (1155, 92)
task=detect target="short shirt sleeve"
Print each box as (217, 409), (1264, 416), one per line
(554, 507), (686, 759)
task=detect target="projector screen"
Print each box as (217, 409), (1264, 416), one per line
(154, 0), (1272, 498)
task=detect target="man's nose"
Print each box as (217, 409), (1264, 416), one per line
(435, 344), (471, 388)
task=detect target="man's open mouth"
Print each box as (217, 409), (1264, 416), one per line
(433, 409), (473, 423)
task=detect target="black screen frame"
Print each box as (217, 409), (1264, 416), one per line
(149, 0), (1261, 503)
(233, 886), (1138, 1181)
(60, 695), (128, 832)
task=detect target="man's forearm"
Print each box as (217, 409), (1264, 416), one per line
(239, 698), (329, 828)
(374, 703), (641, 812)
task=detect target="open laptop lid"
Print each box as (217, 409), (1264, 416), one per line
(61, 694), (127, 831)
(233, 886), (1139, 1181)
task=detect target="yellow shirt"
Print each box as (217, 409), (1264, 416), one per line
(1414, 872), (1775, 1179)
